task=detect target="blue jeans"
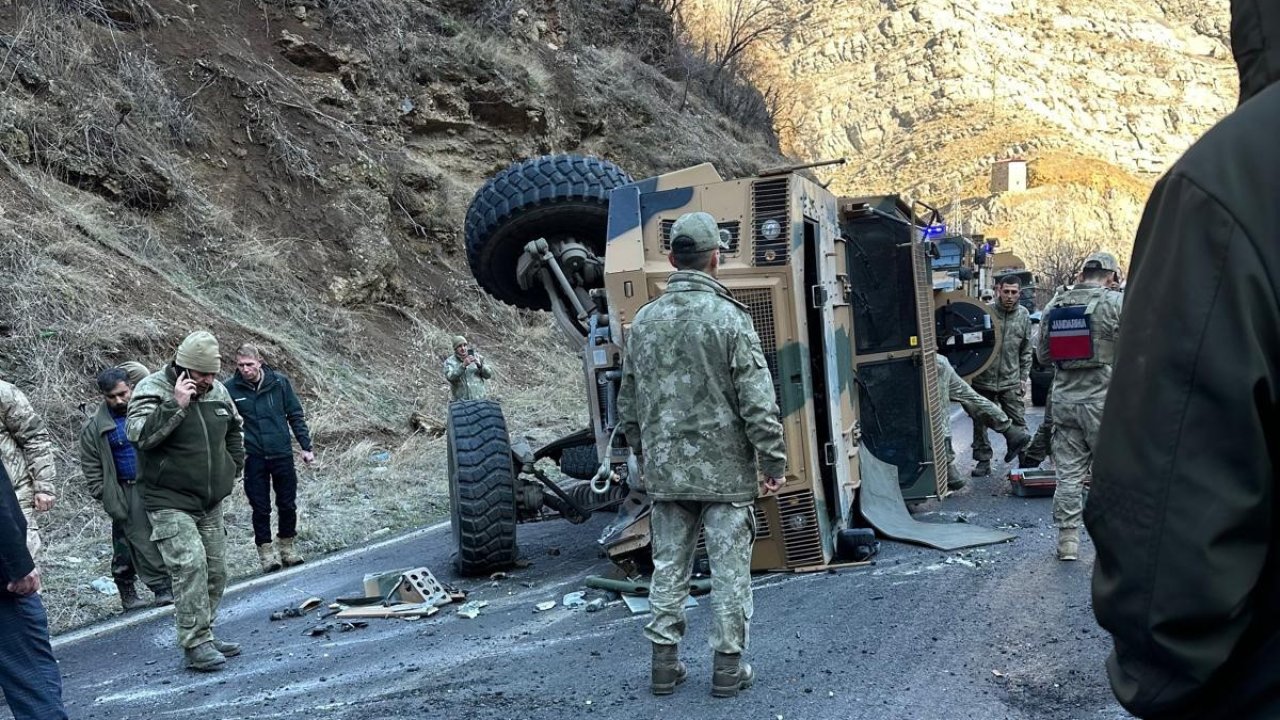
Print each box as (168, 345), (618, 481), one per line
(0, 593), (68, 720)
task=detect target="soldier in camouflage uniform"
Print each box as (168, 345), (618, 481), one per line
(936, 354), (1030, 491)
(444, 336), (494, 401)
(0, 379), (57, 558)
(128, 332), (245, 671)
(969, 275), (1033, 477)
(1037, 253), (1123, 561)
(617, 212), (787, 699)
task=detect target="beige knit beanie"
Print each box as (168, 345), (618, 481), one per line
(174, 331), (221, 373)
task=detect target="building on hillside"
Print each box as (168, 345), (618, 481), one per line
(990, 159), (1028, 193)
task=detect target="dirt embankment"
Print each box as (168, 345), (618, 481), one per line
(0, 0), (783, 631)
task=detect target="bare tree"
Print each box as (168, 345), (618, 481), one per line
(1024, 232), (1095, 292)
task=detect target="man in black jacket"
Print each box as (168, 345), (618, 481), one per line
(227, 345), (314, 573)
(1086, 2), (1280, 718)
(0, 460), (68, 720)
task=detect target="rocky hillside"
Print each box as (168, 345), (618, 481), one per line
(0, 0), (782, 629)
(685, 0), (1238, 268)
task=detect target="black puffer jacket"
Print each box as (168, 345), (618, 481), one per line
(1086, 2), (1280, 718)
(226, 368), (312, 460)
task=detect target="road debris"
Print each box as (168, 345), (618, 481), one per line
(90, 577), (116, 595)
(585, 598), (606, 612)
(562, 591), (588, 608)
(456, 600), (489, 619)
(534, 600), (556, 612)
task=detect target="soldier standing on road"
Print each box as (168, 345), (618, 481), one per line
(617, 211), (786, 699)
(79, 365), (172, 611)
(226, 345), (314, 573)
(444, 336), (493, 401)
(128, 331), (245, 672)
(0, 459), (68, 720)
(1036, 253), (1122, 561)
(936, 354), (1029, 491)
(969, 275), (1033, 477)
(0, 379), (57, 558)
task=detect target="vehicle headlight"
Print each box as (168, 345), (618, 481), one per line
(761, 218), (782, 241)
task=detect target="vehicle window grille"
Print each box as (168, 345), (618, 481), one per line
(777, 490), (823, 566)
(728, 288), (782, 413)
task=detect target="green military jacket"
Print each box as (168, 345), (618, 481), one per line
(79, 402), (130, 522)
(617, 270), (787, 503)
(972, 302), (1032, 392)
(1037, 282), (1123, 405)
(127, 365), (246, 514)
(0, 380), (57, 512)
(444, 354), (494, 401)
(936, 354), (1009, 440)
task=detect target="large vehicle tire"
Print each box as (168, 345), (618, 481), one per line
(463, 154), (633, 310)
(447, 400), (518, 576)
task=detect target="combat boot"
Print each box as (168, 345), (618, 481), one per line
(946, 464), (967, 491)
(212, 639), (241, 658)
(1002, 426), (1032, 462)
(711, 652), (754, 698)
(650, 643), (687, 696)
(970, 460), (991, 477)
(1057, 528), (1080, 561)
(153, 584), (174, 607)
(184, 641), (226, 672)
(117, 581), (148, 612)
(277, 536), (305, 567)
(257, 543), (282, 573)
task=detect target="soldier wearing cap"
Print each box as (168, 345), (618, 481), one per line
(618, 211), (786, 699)
(1036, 252), (1123, 561)
(444, 335), (493, 402)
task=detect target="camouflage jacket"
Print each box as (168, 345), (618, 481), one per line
(0, 380), (57, 512)
(1036, 282), (1123, 404)
(617, 270), (787, 502)
(444, 354), (494, 401)
(973, 302), (1033, 391)
(936, 354), (1008, 439)
(127, 365), (246, 513)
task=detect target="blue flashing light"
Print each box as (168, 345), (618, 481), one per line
(922, 223), (946, 239)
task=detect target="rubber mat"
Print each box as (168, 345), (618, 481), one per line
(858, 451), (1015, 550)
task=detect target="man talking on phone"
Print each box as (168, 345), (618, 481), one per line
(128, 331), (245, 672)
(444, 336), (494, 401)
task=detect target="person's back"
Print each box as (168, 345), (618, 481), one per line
(1086, 2), (1280, 717)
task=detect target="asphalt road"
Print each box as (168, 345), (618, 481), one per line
(23, 408), (1130, 720)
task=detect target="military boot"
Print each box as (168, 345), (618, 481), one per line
(1057, 528), (1080, 561)
(212, 639), (241, 658)
(970, 460), (991, 477)
(650, 643), (687, 696)
(152, 584), (174, 607)
(1002, 426), (1032, 462)
(711, 652), (754, 698)
(184, 641), (226, 672)
(277, 536), (305, 567)
(117, 581), (148, 612)
(257, 543), (282, 573)
(946, 464), (967, 491)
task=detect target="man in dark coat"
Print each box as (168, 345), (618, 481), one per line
(1086, 2), (1280, 718)
(0, 460), (68, 720)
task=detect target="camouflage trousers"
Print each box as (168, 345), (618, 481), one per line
(1022, 394), (1054, 467)
(1051, 401), (1103, 529)
(148, 502), (227, 649)
(971, 387), (1027, 462)
(111, 482), (169, 592)
(645, 500), (755, 655)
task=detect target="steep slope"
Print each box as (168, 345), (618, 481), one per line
(0, 0), (782, 629)
(686, 0), (1237, 265)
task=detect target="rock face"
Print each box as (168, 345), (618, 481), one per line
(691, 0), (1238, 264)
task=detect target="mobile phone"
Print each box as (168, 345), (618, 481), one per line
(467, 348), (475, 356)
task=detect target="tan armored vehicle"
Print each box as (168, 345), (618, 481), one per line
(449, 154), (1002, 576)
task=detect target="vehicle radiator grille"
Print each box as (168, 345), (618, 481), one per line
(661, 219), (741, 255)
(751, 178), (790, 266)
(728, 288), (782, 413)
(777, 490), (823, 567)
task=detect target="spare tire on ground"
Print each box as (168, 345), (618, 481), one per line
(463, 154), (633, 310)
(447, 399), (518, 576)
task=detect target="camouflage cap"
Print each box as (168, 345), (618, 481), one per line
(117, 361), (150, 386)
(451, 335), (467, 349)
(1082, 252), (1119, 272)
(669, 212), (728, 253)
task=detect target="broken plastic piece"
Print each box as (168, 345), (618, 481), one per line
(534, 600), (556, 612)
(562, 591), (588, 608)
(299, 597), (324, 612)
(456, 600), (489, 619)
